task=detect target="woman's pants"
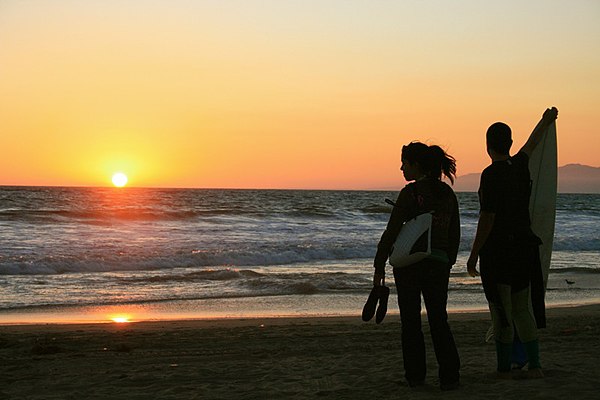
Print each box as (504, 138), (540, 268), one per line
(393, 260), (460, 385)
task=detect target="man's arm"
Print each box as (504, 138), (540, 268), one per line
(467, 211), (495, 277)
(519, 107), (558, 157)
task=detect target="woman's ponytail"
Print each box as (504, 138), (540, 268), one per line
(427, 145), (457, 184)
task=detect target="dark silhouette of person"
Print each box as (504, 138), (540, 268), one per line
(467, 107), (558, 379)
(373, 142), (461, 390)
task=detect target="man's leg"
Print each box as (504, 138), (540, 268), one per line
(490, 284), (515, 374)
(511, 287), (542, 375)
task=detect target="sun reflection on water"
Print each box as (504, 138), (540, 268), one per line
(110, 315), (132, 323)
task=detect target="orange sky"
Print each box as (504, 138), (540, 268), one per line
(1, 0), (598, 189)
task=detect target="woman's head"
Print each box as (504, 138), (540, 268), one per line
(401, 142), (457, 184)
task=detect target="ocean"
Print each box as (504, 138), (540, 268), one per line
(1, 187), (599, 324)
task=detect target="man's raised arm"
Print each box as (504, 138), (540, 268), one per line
(519, 107), (559, 157)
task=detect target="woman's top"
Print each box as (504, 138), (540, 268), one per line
(374, 177), (460, 274)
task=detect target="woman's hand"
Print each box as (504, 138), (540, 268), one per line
(467, 254), (479, 277)
(373, 271), (385, 287)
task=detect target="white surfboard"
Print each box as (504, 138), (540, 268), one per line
(528, 122), (558, 289)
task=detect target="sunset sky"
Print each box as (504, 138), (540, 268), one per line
(1, 0), (598, 189)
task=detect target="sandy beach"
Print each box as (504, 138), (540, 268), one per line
(0, 305), (598, 399)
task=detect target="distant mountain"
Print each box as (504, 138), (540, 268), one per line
(557, 164), (600, 193)
(454, 164), (600, 193)
(452, 173), (481, 193)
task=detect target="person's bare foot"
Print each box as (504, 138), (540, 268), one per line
(527, 368), (544, 379)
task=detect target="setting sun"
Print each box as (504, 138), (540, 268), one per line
(112, 172), (128, 188)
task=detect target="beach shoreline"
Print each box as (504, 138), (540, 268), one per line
(1, 291), (598, 326)
(2, 303), (599, 399)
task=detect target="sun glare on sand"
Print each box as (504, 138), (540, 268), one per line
(111, 172), (128, 188)
(111, 316), (131, 323)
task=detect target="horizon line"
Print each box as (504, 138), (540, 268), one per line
(2, 184), (599, 194)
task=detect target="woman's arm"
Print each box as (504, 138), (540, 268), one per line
(447, 193), (461, 267)
(373, 188), (413, 285)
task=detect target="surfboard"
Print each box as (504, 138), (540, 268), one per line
(528, 122), (558, 289)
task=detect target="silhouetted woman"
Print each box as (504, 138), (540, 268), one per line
(373, 142), (461, 390)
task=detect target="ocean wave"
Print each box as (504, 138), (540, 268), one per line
(552, 236), (600, 252)
(359, 205), (393, 214)
(2, 238), (600, 275)
(0, 269), (369, 310)
(116, 269), (265, 283)
(0, 208), (261, 223)
(454, 235), (600, 252)
(239, 271), (364, 294)
(0, 244), (376, 275)
(0, 208), (363, 225)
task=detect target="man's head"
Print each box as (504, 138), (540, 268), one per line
(486, 122), (512, 156)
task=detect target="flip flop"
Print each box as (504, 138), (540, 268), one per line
(362, 285), (380, 322)
(375, 285), (390, 324)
